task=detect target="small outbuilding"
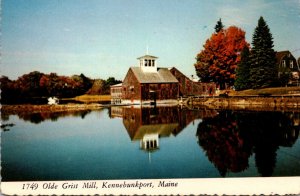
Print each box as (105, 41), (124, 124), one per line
(170, 67), (216, 96)
(110, 83), (123, 104)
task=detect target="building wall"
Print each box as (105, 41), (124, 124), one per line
(193, 82), (217, 96)
(122, 69), (142, 102)
(140, 83), (179, 101)
(278, 54), (298, 71)
(277, 52), (300, 86)
(170, 67), (191, 95)
(170, 67), (216, 96)
(122, 68), (179, 104)
(110, 86), (122, 104)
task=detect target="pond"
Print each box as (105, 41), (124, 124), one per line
(1, 106), (300, 181)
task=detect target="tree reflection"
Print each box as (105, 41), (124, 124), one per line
(197, 111), (252, 177)
(1, 123), (15, 131)
(197, 110), (300, 177)
(1, 110), (94, 124)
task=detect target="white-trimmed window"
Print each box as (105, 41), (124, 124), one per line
(290, 61), (294, 69)
(282, 60), (286, 68)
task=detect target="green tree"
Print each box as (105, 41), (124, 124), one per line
(105, 77), (122, 86)
(215, 18), (224, 33)
(249, 16), (277, 89)
(234, 46), (251, 90)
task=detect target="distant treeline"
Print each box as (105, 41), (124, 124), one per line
(0, 71), (121, 104)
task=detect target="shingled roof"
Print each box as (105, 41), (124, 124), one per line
(130, 67), (178, 83)
(276, 51), (290, 65)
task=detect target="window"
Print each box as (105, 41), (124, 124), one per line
(282, 60), (286, 68)
(130, 86), (134, 93)
(290, 61), (294, 69)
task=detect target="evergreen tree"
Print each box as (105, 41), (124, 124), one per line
(249, 16), (277, 89)
(235, 46), (251, 90)
(215, 18), (224, 33)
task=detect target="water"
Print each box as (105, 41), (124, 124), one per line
(1, 106), (300, 181)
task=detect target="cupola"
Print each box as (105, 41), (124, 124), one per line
(137, 55), (158, 73)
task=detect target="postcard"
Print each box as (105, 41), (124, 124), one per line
(1, 0), (300, 195)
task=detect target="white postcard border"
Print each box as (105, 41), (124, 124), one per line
(1, 177), (300, 195)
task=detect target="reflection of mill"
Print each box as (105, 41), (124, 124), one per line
(141, 133), (159, 151)
(141, 133), (159, 162)
(124, 106), (179, 162)
(110, 106), (213, 162)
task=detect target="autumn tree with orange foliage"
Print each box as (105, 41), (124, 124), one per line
(194, 26), (249, 89)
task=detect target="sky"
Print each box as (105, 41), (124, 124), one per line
(1, 0), (300, 80)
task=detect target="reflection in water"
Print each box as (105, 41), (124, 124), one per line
(2, 105), (300, 179)
(1, 109), (95, 124)
(197, 111), (300, 177)
(0, 123), (15, 131)
(111, 106), (217, 153)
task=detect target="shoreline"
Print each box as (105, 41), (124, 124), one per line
(1, 104), (104, 114)
(187, 96), (300, 111)
(2, 95), (300, 114)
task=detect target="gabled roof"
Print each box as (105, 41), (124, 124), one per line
(130, 67), (178, 83)
(110, 83), (122, 87)
(137, 55), (158, 60)
(276, 50), (292, 65)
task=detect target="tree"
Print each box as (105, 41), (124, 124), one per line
(86, 79), (107, 95)
(105, 77), (122, 86)
(234, 46), (251, 90)
(0, 76), (17, 104)
(249, 16), (277, 88)
(278, 66), (290, 87)
(194, 26), (249, 89)
(195, 50), (212, 82)
(16, 71), (44, 97)
(215, 18), (224, 33)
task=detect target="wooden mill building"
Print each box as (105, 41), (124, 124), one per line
(110, 54), (217, 105)
(121, 55), (179, 105)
